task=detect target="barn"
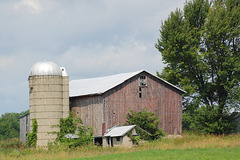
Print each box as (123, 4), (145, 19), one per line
(69, 70), (185, 142)
(20, 61), (185, 147)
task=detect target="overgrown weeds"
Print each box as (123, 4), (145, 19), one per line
(0, 138), (24, 149)
(1, 133), (240, 160)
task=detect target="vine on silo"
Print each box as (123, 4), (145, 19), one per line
(27, 118), (38, 148)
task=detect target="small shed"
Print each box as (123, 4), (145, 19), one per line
(19, 113), (30, 144)
(103, 125), (138, 147)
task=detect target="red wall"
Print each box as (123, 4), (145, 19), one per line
(102, 73), (182, 135)
(70, 72), (183, 136)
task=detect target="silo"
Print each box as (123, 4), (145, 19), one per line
(29, 61), (69, 147)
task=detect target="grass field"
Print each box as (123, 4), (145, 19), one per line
(73, 148), (240, 160)
(1, 133), (240, 160)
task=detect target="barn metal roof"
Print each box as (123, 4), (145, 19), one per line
(69, 70), (185, 97)
(104, 125), (136, 137)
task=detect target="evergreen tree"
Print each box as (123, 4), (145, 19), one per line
(155, 0), (240, 134)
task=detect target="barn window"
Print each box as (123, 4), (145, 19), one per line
(139, 92), (142, 98)
(139, 75), (147, 87)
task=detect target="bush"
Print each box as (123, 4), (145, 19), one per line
(53, 114), (93, 148)
(125, 109), (165, 140)
(183, 107), (240, 134)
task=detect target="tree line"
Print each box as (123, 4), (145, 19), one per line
(0, 110), (29, 140)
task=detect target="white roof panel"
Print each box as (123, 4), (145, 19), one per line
(69, 70), (186, 97)
(104, 125), (136, 137)
(70, 70), (143, 97)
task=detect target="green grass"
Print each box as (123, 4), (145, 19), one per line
(73, 148), (240, 160)
(1, 133), (240, 160)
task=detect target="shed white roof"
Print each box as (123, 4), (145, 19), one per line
(104, 125), (136, 137)
(69, 70), (185, 97)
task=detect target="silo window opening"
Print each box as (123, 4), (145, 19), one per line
(30, 87), (33, 93)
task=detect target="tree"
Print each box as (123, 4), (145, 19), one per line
(155, 0), (240, 134)
(0, 110), (29, 140)
(125, 109), (165, 140)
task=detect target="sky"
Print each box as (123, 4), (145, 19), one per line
(0, 0), (185, 115)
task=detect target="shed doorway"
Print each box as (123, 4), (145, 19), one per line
(94, 137), (103, 146)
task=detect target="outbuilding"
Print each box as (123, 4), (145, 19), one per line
(19, 113), (30, 144)
(103, 125), (139, 147)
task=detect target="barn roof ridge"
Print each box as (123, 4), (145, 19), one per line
(69, 70), (185, 97)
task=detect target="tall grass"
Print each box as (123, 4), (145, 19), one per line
(1, 133), (240, 160)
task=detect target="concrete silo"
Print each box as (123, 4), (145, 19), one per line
(29, 61), (69, 147)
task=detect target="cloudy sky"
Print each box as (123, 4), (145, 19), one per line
(0, 0), (185, 115)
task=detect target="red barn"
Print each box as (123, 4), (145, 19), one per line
(69, 70), (185, 140)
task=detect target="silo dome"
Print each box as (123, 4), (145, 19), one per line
(29, 61), (62, 76)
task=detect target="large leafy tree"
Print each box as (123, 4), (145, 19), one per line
(155, 0), (240, 134)
(0, 110), (29, 140)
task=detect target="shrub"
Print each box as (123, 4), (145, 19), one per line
(188, 107), (240, 134)
(125, 109), (165, 140)
(53, 114), (93, 148)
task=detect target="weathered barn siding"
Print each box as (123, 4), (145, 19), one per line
(70, 95), (103, 136)
(70, 71), (183, 136)
(103, 72), (182, 135)
(20, 113), (30, 144)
